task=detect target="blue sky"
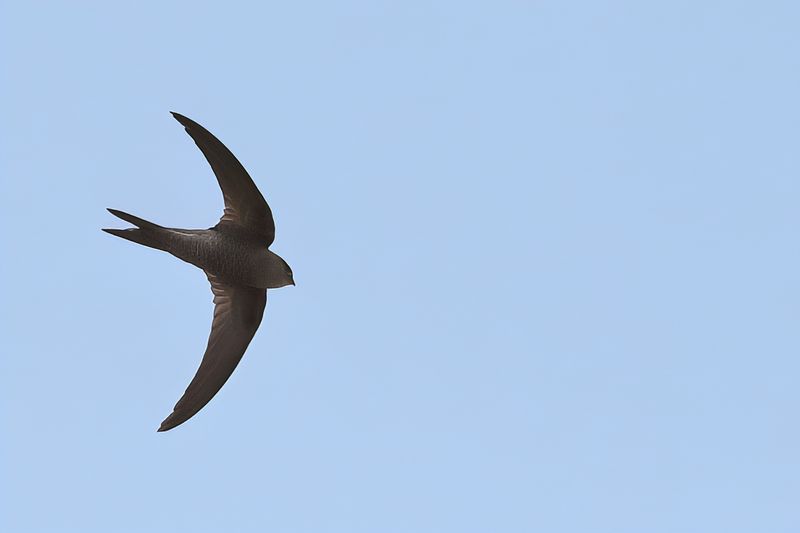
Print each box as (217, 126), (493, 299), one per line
(2, 1), (799, 531)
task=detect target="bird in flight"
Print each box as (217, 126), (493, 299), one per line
(104, 112), (294, 432)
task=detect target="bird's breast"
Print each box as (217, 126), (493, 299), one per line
(165, 229), (273, 289)
(202, 235), (274, 289)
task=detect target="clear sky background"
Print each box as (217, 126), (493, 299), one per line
(2, 1), (799, 532)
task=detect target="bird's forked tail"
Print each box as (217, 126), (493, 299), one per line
(102, 208), (169, 251)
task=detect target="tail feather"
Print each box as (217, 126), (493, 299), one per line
(102, 228), (168, 251)
(103, 209), (168, 252)
(106, 208), (163, 230)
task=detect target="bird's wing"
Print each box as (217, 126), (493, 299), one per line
(158, 275), (267, 432)
(171, 112), (275, 245)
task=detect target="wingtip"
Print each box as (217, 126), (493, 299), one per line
(158, 412), (184, 432)
(171, 111), (190, 126)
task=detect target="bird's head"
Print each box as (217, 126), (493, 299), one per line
(264, 249), (295, 288)
(281, 257), (295, 286)
(264, 250), (294, 289)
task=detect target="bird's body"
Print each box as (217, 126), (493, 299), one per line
(104, 112), (294, 431)
(108, 217), (291, 289)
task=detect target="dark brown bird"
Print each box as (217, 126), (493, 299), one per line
(104, 112), (294, 432)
